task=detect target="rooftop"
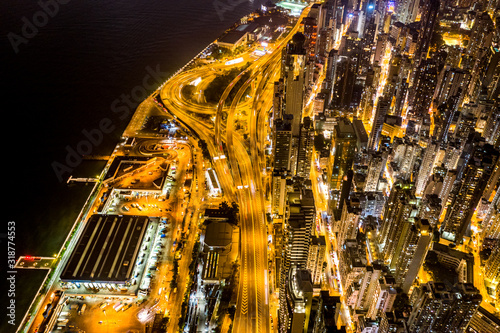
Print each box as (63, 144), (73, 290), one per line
(204, 221), (234, 248)
(60, 214), (149, 283)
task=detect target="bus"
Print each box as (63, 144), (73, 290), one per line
(113, 302), (123, 311)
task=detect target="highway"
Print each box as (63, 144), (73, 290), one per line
(215, 8), (311, 333)
(157, 6), (311, 332)
(225, 62), (276, 333)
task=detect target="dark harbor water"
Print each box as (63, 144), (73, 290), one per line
(1, 0), (268, 331)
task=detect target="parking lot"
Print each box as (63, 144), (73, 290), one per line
(52, 295), (144, 333)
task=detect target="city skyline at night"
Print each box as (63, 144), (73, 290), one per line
(4, 0), (500, 332)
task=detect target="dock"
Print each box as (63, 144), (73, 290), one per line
(66, 176), (99, 184)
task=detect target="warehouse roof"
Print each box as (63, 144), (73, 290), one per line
(60, 214), (149, 283)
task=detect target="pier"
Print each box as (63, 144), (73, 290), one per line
(66, 176), (99, 184)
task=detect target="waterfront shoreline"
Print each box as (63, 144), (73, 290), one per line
(15, 8), (263, 332)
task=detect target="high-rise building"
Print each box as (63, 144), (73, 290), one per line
(395, 0), (419, 24)
(366, 273), (398, 320)
(272, 170), (289, 217)
(273, 117), (293, 171)
(463, 11), (495, 71)
(433, 95), (459, 143)
(274, 221), (284, 290)
(307, 235), (327, 286)
(441, 144), (499, 242)
(483, 105), (500, 146)
(367, 95), (390, 151)
(364, 151), (387, 192)
(483, 210), (500, 241)
(415, 141), (438, 197)
(378, 181), (419, 265)
(336, 199), (361, 251)
(407, 282), (454, 333)
(311, 290), (344, 333)
(391, 137), (420, 180)
(410, 57), (440, 120)
(296, 117), (314, 178)
(409, 282), (482, 332)
(325, 48), (339, 107)
(330, 54), (358, 111)
(432, 67), (469, 109)
(435, 283), (482, 332)
(281, 268), (315, 333)
(413, 0), (440, 66)
(353, 263), (393, 313)
(350, 191), (386, 219)
(400, 219), (433, 293)
(338, 239), (368, 300)
(279, 186), (316, 332)
(468, 305), (500, 333)
(282, 187), (316, 272)
(282, 33), (307, 137)
(439, 168), (457, 214)
(420, 194), (442, 228)
(273, 79), (285, 121)
(329, 118), (357, 192)
(485, 246), (500, 293)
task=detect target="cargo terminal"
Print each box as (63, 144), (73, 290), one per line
(60, 214), (164, 295)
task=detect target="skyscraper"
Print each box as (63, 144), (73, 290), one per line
(441, 143), (499, 242)
(364, 151), (387, 192)
(407, 282), (454, 333)
(279, 187), (316, 333)
(415, 141), (438, 197)
(281, 268), (315, 333)
(329, 118), (357, 192)
(282, 32), (307, 137)
(311, 291), (343, 333)
(395, 0), (419, 24)
(378, 181), (419, 264)
(329, 54), (359, 111)
(273, 117), (293, 171)
(296, 117), (315, 178)
(272, 170), (289, 217)
(367, 95), (390, 151)
(307, 235), (327, 286)
(413, 0), (440, 66)
(485, 246), (500, 294)
(399, 219), (433, 293)
(434, 283), (482, 332)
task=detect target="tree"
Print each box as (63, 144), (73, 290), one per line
(211, 45), (232, 60)
(219, 201), (230, 211)
(181, 84), (196, 101)
(198, 139), (211, 160)
(218, 201), (239, 226)
(160, 316), (169, 332)
(393, 291), (411, 314)
(170, 258), (179, 289)
(229, 202), (239, 225)
(204, 63), (252, 105)
(480, 248), (492, 262)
